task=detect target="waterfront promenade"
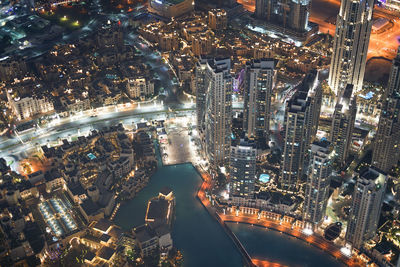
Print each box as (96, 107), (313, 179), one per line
(195, 168), (255, 267)
(194, 165), (364, 267)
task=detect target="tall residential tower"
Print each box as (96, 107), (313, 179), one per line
(243, 59), (275, 147)
(372, 47), (400, 172)
(230, 139), (258, 198)
(330, 84), (357, 165)
(328, 0), (373, 95)
(346, 167), (387, 249)
(195, 57), (208, 132)
(280, 71), (322, 191)
(303, 141), (333, 224)
(204, 58), (233, 169)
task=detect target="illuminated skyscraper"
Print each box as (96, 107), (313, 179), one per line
(346, 167), (387, 249)
(204, 58), (233, 169)
(195, 57), (208, 132)
(372, 47), (400, 172)
(243, 59), (275, 147)
(230, 139), (257, 198)
(303, 141), (333, 224)
(384, 47), (400, 100)
(303, 71), (323, 143)
(328, 0), (373, 95)
(372, 97), (400, 173)
(330, 84), (357, 165)
(288, 0), (310, 32)
(280, 71), (322, 191)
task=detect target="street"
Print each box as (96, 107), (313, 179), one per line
(0, 103), (195, 171)
(311, 0), (400, 60)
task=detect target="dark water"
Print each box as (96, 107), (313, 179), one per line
(114, 144), (343, 267)
(228, 223), (345, 267)
(114, 161), (243, 267)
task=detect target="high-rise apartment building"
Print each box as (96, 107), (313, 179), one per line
(230, 139), (257, 198)
(328, 0), (373, 95)
(372, 97), (400, 172)
(280, 71), (322, 191)
(255, 0), (311, 32)
(195, 57), (208, 132)
(303, 141), (333, 224)
(384, 47), (400, 100)
(288, 0), (310, 32)
(330, 84), (357, 165)
(303, 70), (322, 143)
(204, 58), (233, 169)
(372, 47), (400, 172)
(346, 167), (387, 249)
(243, 59), (275, 146)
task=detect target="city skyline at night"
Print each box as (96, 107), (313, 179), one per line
(1, 0), (400, 266)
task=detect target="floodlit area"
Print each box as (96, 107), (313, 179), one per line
(38, 197), (78, 237)
(311, 0), (400, 60)
(158, 115), (198, 165)
(238, 0), (400, 60)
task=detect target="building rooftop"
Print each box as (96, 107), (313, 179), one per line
(84, 250), (96, 261)
(93, 219), (113, 233)
(100, 233), (111, 242)
(108, 226), (124, 239)
(97, 246), (115, 261)
(361, 170), (378, 180)
(80, 199), (100, 216)
(160, 186), (173, 196)
(134, 224), (157, 243)
(358, 167), (387, 189)
(146, 198), (170, 225)
(68, 182), (86, 196)
(154, 224), (170, 236)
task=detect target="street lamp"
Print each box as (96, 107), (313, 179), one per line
(302, 228), (313, 236)
(340, 245), (352, 257)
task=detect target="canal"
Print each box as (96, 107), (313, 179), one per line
(114, 144), (243, 267)
(114, 144), (344, 267)
(228, 223), (345, 267)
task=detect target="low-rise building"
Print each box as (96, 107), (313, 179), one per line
(7, 89), (54, 121)
(208, 9), (227, 30)
(145, 187), (175, 229)
(133, 224), (159, 257)
(60, 96), (91, 114)
(126, 78), (154, 99)
(148, 0), (194, 18)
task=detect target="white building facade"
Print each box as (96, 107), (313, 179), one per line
(328, 0), (373, 95)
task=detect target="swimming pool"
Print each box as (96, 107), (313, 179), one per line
(259, 174), (270, 183)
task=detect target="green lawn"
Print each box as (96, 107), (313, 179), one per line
(38, 4), (90, 30)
